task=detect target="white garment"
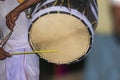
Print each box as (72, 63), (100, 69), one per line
(0, 0), (39, 80)
(0, 0), (30, 50)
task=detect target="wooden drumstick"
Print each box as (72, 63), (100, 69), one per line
(0, 31), (13, 47)
(12, 50), (58, 55)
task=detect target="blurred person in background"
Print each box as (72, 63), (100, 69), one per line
(85, 0), (120, 80)
(111, 0), (120, 43)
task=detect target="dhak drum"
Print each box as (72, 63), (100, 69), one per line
(29, 1), (97, 64)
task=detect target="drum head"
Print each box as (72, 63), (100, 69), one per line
(29, 13), (91, 64)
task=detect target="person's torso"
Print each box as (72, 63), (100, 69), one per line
(0, 0), (30, 50)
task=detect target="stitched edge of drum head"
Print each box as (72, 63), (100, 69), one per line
(29, 11), (93, 64)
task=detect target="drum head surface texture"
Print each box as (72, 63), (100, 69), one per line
(30, 14), (91, 64)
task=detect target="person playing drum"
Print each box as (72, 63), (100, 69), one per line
(0, 0), (41, 80)
(0, 0), (98, 79)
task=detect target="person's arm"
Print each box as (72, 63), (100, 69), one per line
(6, 0), (41, 30)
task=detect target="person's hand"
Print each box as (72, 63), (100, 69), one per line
(6, 9), (20, 31)
(0, 47), (11, 60)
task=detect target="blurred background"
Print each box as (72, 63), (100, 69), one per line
(39, 0), (120, 80)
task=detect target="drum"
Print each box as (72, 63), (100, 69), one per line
(29, 1), (97, 64)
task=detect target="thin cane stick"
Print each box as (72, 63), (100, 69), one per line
(12, 50), (58, 55)
(0, 31), (13, 47)
(53, 0), (58, 6)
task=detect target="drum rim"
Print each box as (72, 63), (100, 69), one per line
(32, 6), (94, 36)
(28, 11), (93, 64)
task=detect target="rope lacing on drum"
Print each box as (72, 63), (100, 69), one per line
(52, 0), (71, 11)
(52, 0), (58, 6)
